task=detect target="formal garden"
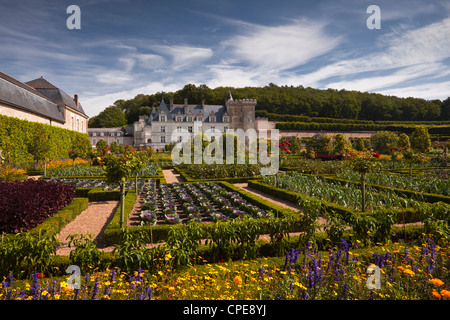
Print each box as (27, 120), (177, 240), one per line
(0, 123), (450, 301)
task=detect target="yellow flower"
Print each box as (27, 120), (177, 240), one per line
(430, 278), (444, 286)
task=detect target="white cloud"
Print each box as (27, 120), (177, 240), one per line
(375, 81), (450, 101)
(295, 17), (450, 88)
(222, 19), (342, 72)
(154, 45), (214, 71)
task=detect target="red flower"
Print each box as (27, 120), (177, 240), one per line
(282, 143), (285, 146)
(373, 153), (380, 158)
(287, 150), (290, 153)
(38, 272), (45, 279)
(286, 142), (291, 146)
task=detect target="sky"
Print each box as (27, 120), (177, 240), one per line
(0, 0), (449, 118)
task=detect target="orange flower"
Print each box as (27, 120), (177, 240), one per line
(234, 275), (242, 285)
(440, 289), (450, 298)
(432, 289), (441, 299)
(430, 278), (444, 286)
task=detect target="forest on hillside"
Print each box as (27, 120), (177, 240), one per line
(88, 83), (450, 127)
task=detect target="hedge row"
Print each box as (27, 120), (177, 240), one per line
(0, 114), (90, 164)
(28, 197), (89, 238)
(275, 121), (450, 134)
(173, 166), (260, 183)
(256, 110), (450, 126)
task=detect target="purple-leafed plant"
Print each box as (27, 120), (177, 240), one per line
(0, 179), (75, 233)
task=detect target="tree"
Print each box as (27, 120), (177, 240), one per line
(398, 133), (411, 150)
(354, 138), (366, 151)
(370, 131), (399, 154)
(410, 126), (431, 153)
(96, 139), (109, 155)
(333, 133), (348, 154)
(110, 141), (120, 154)
(90, 106), (127, 128)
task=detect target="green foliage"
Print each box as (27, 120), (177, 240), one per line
(411, 125), (432, 153)
(67, 232), (104, 272)
(371, 131), (399, 154)
(0, 114), (90, 164)
(89, 106), (127, 128)
(110, 84), (448, 124)
(333, 133), (349, 154)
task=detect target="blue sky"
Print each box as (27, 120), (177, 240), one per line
(1, 0), (449, 117)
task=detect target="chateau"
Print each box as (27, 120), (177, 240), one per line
(132, 92), (257, 149)
(0, 71), (88, 133)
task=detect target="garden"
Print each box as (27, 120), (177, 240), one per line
(0, 126), (450, 302)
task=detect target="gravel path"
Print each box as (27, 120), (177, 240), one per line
(55, 201), (119, 255)
(163, 169), (184, 183)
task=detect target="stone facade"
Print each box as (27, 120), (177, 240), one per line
(133, 93), (257, 149)
(0, 71), (88, 133)
(88, 127), (134, 147)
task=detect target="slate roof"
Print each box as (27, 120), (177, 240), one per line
(26, 77), (87, 116)
(0, 71), (66, 123)
(149, 99), (228, 123)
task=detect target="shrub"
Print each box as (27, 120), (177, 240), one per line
(0, 179), (75, 233)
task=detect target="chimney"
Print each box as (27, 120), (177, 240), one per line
(184, 98), (188, 106)
(169, 99), (173, 109)
(201, 99), (205, 107)
(74, 94), (79, 107)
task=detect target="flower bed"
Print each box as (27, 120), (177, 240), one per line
(0, 179), (75, 233)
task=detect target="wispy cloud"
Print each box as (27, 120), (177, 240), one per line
(153, 45), (214, 71)
(221, 18), (342, 72)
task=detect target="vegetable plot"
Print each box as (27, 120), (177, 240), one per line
(262, 172), (418, 211)
(139, 181), (270, 226)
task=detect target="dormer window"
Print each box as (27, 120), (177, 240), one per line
(187, 116), (193, 122)
(223, 116), (229, 123)
(160, 115), (166, 122)
(197, 116), (203, 122)
(209, 116), (216, 123)
(176, 116), (182, 122)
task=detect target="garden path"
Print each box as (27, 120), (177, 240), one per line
(162, 169), (184, 183)
(233, 183), (327, 230)
(55, 200), (119, 255)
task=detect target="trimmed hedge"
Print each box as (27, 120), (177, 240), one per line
(0, 114), (90, 164)
(174, 166), (260, 183)
(28, 197), (89, 237)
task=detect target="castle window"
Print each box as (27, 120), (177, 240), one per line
(223, 116), (229, 123)
(210, 116), (216, 122)
(197, 116), (203, 122)
(161, 126), (165, 133)
(161, 136), (166, 143)
(177, 126), (182, 132)
(188, 116), (193, 122)
(188, 126), (193, 133)
(176, 116), (182, 122)
(211, 126), (215, 132)
(160, 115), (166, 122)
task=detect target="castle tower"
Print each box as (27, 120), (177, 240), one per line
(225, 92), (256, 131)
